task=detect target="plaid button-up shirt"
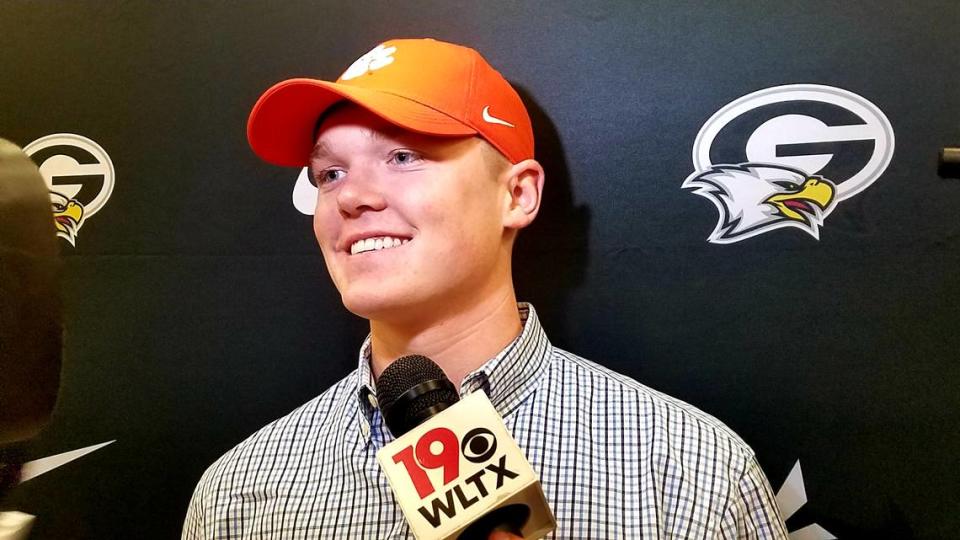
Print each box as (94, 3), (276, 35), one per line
(183, 304), (787, 539)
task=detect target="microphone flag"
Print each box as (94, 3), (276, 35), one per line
(376, 391), (556, 539)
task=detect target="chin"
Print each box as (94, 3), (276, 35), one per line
(339, 287), (421, 322)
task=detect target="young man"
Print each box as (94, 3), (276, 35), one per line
(183, 38), (787, 539)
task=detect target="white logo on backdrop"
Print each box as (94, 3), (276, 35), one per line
(292, 167), (317, 215)
(23, 134), (115, 246)
(682, 84), (894, 244)
(18, 441), (115, 484)
(775, 461), (836, 540)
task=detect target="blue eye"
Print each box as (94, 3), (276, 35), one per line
(311, 168), (345, 186)
(390, 150), (421, 166)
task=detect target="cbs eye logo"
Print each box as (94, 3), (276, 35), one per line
(461, 428), (497, 462)
(392, 427), (499, 499)
(682, 84), (895, 244)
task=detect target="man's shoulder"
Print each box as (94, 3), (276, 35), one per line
(532, 348), (786, 538)
(191, 371), (359, 497)
(546, 348), (755, 464)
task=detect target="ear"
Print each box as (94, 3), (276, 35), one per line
(501, 159), (545, 231)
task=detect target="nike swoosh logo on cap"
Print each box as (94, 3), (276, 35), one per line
(482, 106), (515, 128)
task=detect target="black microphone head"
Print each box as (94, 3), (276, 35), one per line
(377, 355), (459, 438)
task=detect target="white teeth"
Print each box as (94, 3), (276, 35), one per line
(349, 236), (410, 255)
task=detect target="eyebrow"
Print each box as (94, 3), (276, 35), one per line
(309, 125), (413, 162)
(309, 140), (335, 162)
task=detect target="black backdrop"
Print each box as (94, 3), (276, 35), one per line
(2, 1), (958, 538)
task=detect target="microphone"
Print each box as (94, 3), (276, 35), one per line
(375, 355), (556, 540)
(0, 138), (63, 446)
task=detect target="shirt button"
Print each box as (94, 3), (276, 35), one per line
(367, 393), (379, 408)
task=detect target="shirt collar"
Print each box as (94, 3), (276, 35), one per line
(354, 303), (553, 443)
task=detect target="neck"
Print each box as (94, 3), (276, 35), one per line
(369, 289), (522, 390)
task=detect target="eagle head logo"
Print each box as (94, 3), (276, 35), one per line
(50, 191), (85, 246)
(682, 163), (837, 244)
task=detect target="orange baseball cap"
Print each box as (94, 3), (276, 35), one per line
(247, 38), (534, 167)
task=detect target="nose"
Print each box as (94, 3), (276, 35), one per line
(336, 168), (387, 218)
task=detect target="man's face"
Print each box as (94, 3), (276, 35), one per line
(310, 104), (511, 323)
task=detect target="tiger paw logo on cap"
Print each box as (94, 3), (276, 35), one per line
(340, 44), (397, 81)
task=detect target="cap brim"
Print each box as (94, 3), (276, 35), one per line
(247, 78), (477, 167)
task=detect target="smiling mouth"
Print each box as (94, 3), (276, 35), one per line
(350, 236), (411, 255)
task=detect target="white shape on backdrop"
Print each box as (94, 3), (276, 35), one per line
(776, 459), (808, 518)
(18, 440), (115, 484)
(691, 84), (894, 202)
(292, 167), (316, 215)
(774, 461), (836, 540)
(684, 84), (895, 244)
(682, 164), (837, 243)
(22, 133), (115, 246)
(790, 524), (838, 540)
